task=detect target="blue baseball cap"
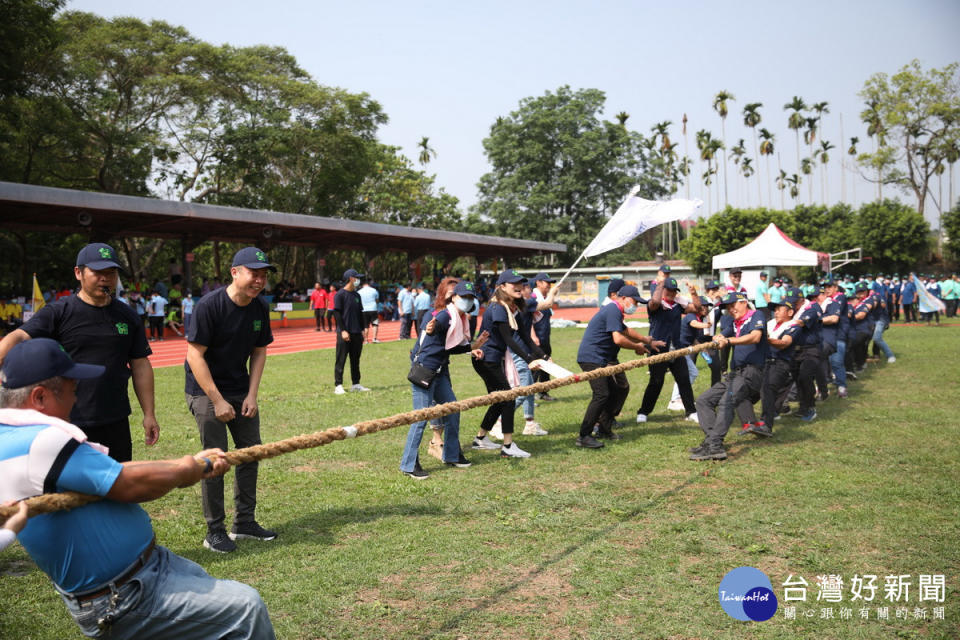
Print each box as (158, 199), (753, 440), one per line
(658, 264), (672, 273)
(1, 338), (104, 389)
(76, 243), (122, 271)
(233, 247), (277, 272)
(533, 272), (556, 283)
(773, 297), (799, 310)
(704, 279), (720, 290)
(719, 291), (749, 306)
(617, 285), (644, 303)
(607, 278), (625, 294)
(805, 285), (822, 298)
(343, 268), (365, 280)
(453, 281), (477, 297)
(497, 269), (526, 285)
(661, 277), (680, 291)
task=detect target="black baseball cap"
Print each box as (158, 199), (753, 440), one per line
(661, 277), (680, 291)
(618, 285), (644, 303)
(1, 338), (104, 389)
(759, 271), (768, 277)
(704, 279), (720, 290)
(805, 286), (822, 298)
(658, 264), (672, 273)
(343, 268), (365, 280)
(730, 267), (743, 274)
(453, 281), (477, 297)
(76, 243), (122, 271)
(533, 272), (556, 283)
(496, 269), (526, 285)
(232, 247), (277, 272)
(607, 278), (625, 294)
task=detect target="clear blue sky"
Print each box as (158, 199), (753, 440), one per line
(69, 0), (960, 224)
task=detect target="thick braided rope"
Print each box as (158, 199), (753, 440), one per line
(1, 342), (715, 519)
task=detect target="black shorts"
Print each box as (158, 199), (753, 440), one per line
(363, 311), (379, 327)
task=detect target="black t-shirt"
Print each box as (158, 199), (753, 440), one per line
(21, 295), (151, 427)
(334, 288), (364, 334)
(184, 288), (273, 397)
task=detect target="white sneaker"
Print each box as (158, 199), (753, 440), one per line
(334, 385), (346, 395)
(350, 384), (371, 392)
(500, 442), (531, 458)
(667, 398), (684, 411)
(636, 413), (648, 424)
(887, 356), (896, 363)
(489, 419), (504, 440)
(522, 421), (548, 436)
(471, 435), (501, 450)
(686, 412), (699, 423)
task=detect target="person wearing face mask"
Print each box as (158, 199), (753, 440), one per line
(185, 247), (277, 553)
(576, 285), (662, 448)
(0, 243), (158, 463)
(636, 275), (703, 424)
(399, 280), (489, 479)
(470, 270), (546, 459)
(333, 269), (370, 395)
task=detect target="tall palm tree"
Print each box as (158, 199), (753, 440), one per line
(817, 140), (836, 205)
(776, 169), (788, 209)
(848, 136), (859, 205)
(946, 140), (959, 213)
(861, 100), (885, 200)
(616, 111), (630, 126)
(800, 157), (814, 202)
(652, 120), (672, 149)
(741, 157), (755, 207)
(731, 139), (747, 205)
(682, 113), (691, 204)
(713, 90), (735, 207)
(787, 174), (800, 200)
(417, 136), (436, 167)
(759, 128), (776, 208)
(743, 102), (763, 206)
(784, 96), (807, 179)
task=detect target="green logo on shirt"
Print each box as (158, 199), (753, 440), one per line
(253, 320), (262, 331)
(99, 247), (112, 258)
(116, 322), (128, 335)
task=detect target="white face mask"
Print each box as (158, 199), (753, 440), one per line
(454, 296), (473, 313)
(623, 302), (637, 315)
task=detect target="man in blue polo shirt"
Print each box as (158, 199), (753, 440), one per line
(900, 275), (917, 322)
(576, 286), (662, 449)
(791, 286), (823, 421)
(690, 292), (766, 461)
(398, 283), (415, 339)
(0, 338), (274, 639)
(754, 271), (771, 321)
(637, 275), (703, 423)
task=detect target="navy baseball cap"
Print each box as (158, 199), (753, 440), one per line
(343, 268), (365, 280)
(1, 338), (104, 389)
(76, 243), (122, 271)
(699, 295), (713, 307)
(805, 286), (822, 298)
(661, 277), (680, 291)
(233, 247), (277, 272)
(773, 297), (798, 310)
(453, 281), (477, 297)
(658, 264), (672, 273)
(730, 267), (743, 274)
(533, 272), (556, 283)
(607, 278), (625, 294)
(704, 279), (720, 290)
(760, 271), (768, 277)
(822, 276), (837, 285)
(618, 285), (644, 303)
(719, 291), (748, 305)
(496, 269), (526, 285)
(855, 282), (870, 292)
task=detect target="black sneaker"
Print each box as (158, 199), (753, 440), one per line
(445, 454), (472, 468)
(750, 423), (774, 437)
(575, 435), (605, 449)
(538, 393), (557, 402)
(403, 466), (430, 479)
(597, 428), (622, 440)
(689, 446), (728, 461)
(204, 529), (237, 553)
(688, 440), (708, 453)
(229, 521), (278, 541)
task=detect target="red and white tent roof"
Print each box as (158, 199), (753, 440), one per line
(712, 223), (828, 269)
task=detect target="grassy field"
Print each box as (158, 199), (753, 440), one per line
(1, 324), (958, 639)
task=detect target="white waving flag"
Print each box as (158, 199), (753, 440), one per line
(582, 187), (703, 258)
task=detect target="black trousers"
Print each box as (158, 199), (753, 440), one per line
(472, 358), (515, 434)
(947, 299), (958, 318)
(760, 359), (792, 428)
(819, 342), (836, 390)
(850, 330), (871, 369)
(334, 332), (363, 385)
(903, 303), (917, 322)
(639, 356), (696, 416)
(82, 418), (132, 463)
(314, 308), (324, 329)
(578, 361), (629, 438)
(793, 345), (820, 413)
(400, 313), (414, 338)
(148, 315), (163, 339)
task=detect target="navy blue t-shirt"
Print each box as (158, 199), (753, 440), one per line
(795, 301), (822, 347)
(334, 288), (364, 334)
(730, 311), (767, 368)
(851, 297), (873, 334)
(820, 298), (843, 347)
(411, 309), (471, 375)
(648, 301), (684, 352)
(531, 296), (551, 342)
(769, 323), (801, 362)
(577, 303), (626, 365)
(678, 312), (705, 348)
(719, 312), (734, 338)
(21, 295), (151, 427)
(185, 287), (273, 396)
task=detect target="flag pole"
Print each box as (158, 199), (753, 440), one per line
(552, 250), (586, 292)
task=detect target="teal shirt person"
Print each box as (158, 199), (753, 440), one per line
(941, 278), (958, 301)
(754, 276), (770, 309)
(768, 283), (784, 304)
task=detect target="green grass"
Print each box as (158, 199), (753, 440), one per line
(1, 325), (958, 639)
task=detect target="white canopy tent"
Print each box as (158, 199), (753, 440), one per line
(712, 223), (828, 270)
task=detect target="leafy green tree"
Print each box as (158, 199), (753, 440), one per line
(943, 201), (960, 262)
(853, 199), (930, 272)
(473, 86), (675, 262)
(0, 0), (63, 99)
(857, 60), (960, 215)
